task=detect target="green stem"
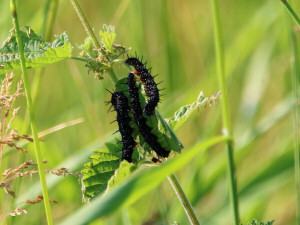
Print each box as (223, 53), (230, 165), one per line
(10, 1), (53, 225)
(109, 66), (119, 84)
(281, 0), (300, 26)
(69, 0), (100, 49)
(71, 55), (89, 62)
(167, 174), (201, 225)
(291, 21), (300, 225)
(41, 0), (59, 40)
(9, 2), (60, 222)
(211, 0), (239, 224)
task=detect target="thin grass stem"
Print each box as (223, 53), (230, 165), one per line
(291, 22), (300, 225)
(167, 174), (201, 225)
(69, 0), (100, 49)
(281, 0), (300, 26)
(282, 2), (300, 223)
(10, 1), (53, 224)
(9, 2), (61, 222)
(41, 0), (59, 40)
(211, 0), (239, 224)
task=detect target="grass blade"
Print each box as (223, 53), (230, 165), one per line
(281, 0), (300, 26)
(290, 17), (300, 225)
(211, 0), (239, 224)
(59, 136), (229, 225)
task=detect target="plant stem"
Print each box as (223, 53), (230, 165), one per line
(281, 0), (300, 26)
(291, 21), (300, 225)
(211, 0), (239, 224)
(69, 0), (100, 49)
(10, 1), (53, 225)
(168, 174), (201, 225)
(9, 2), (60, 223)
(41, 0), (59, 40)
(109, 66), (119, 84)
(71, 55), (89, 62)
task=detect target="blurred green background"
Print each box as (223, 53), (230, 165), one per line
(0, 0), (299, 224)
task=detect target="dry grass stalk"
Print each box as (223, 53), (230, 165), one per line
(0, 73), (81, 218)
(24, 195), (58, 204)
(0, 73), (27, 162)
(9, 208), (27, 216)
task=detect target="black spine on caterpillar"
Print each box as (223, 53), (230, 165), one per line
(127, 72), (170, 158)
(111, 91), (136, 162)
(125, 57), (160, 116)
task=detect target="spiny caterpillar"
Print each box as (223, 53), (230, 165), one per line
(127, 72), (170, 158)
(125, 57), (160, 116)
(110, 91), (136, 162)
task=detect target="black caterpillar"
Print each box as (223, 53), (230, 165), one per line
(125, 57), (160, 116)
(110, 91), (136, 162)
(127, 72), (170, 158)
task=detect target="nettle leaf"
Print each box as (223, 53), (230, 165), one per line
(81, 137), (140, 200)
(106, 160), (137, 191)
(79, 37), (98, 59)
(79, 25), (128, 80)
(99, 24), (116, 53)
(162, 91), (221, 131)
(0, 26), (71, 73)
(81, 144), (122, 201)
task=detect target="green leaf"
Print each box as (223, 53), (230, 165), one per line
(59, 136), (229, 225)
(81, 146), (121, 200)
(79, 37), (98, 58)
(163, 91), (221, 131)
(99, 24), (116, 52)
(107, 160), (137, 191)
(0, 26), (71, 73)
(78, 25), (128, 80)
